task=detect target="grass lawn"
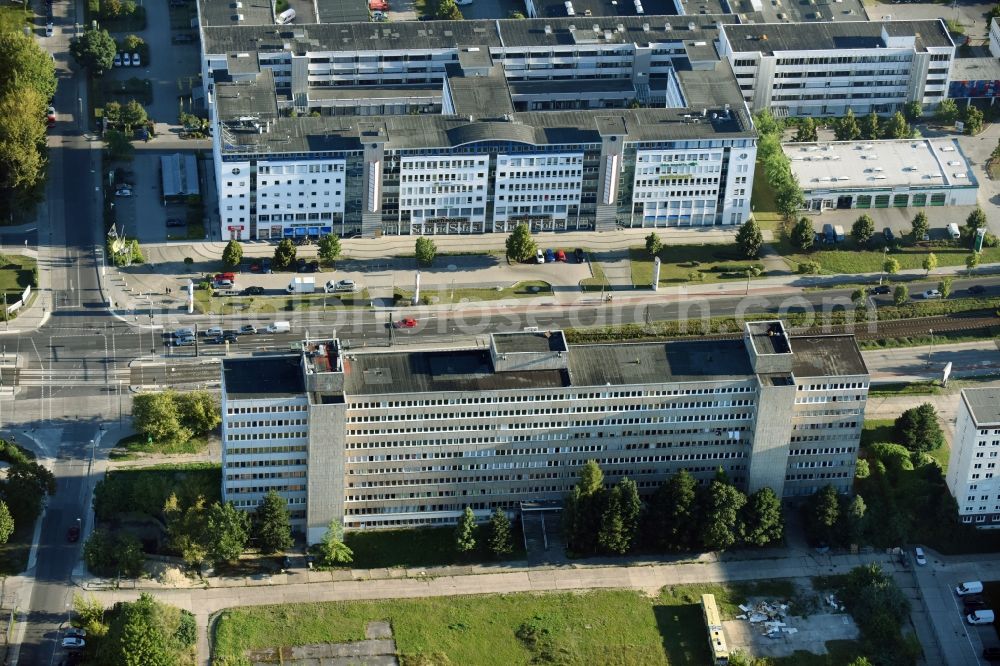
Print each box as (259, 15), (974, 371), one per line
(630, 246), (765, 286)
(0, 5), (30, 32)
(786, 241), (1000, 274)
(0, 254), (36, 300)
(867, 381), (942, 398)
(580, 252), (610, 291)
(195, 289), (374, 314)
(397, 281), (552, 304)
(750, 164), (785, 229)
(861, 419), (895, 449)
(344, 523), (525, 569)
(110, 432), (209, 459)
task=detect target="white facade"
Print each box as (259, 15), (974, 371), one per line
(991, 18), (1000, 59)
(947, 389), (1000, 529)
(493, 153), (584, 230)
(398, 155), (491, 231)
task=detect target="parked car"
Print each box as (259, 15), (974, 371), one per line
(914, 547), (927, 566)
(262, 259), (272, 273)
(967, 610), (995, 625)
(170, 337), (194, 347)
(242, 286), (264, 295)
(46, 106), (56, 129)
(544, 248), (555, 263)
(249, 262), (261, 273)
(969, 285), (986, 295)
(222, 332), (239, 343)
(296, 258), (308, 272)
(239, 325), (257, 335)
(325, 279), (357, 293)
(883, 227), (894, 243)
(213, 280), (234, 290)
(113, 53), (122, 67)
(64, 628), (86, 639)
(166, 218), (185, 228)
(114, 188), (132, 197)
(171, 328), (194, 338)
(61, 637), (85, 650)
(122, 53), (131, 66)
(66, 525), (80, 542)
(203, 327), (224, 338)
(574, 248), (585, 263)
(921, 289), (942, 300)
(134, 127), (148, 141)
(871, 285), (891, 295)
(393, 317), (418, 329)
(535, 249), (544, 264)
(45, 22), (53, 37)
(555, 250), (567, 262)
(957, 581), (985, 596)
(132, 52), (141, 66)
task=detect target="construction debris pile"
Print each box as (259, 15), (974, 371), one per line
(736, 600), (798, 639)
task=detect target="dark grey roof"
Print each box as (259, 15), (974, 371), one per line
(569, 339), (755, 386)
(223, 355), (305, 398)
(201, 0), (274, 27)
(446, 64), (514, 120)
(508, 78), (635, 97)
(215, 70), (279, 119)
(789, 335), (868, 378)
(307, 85), (440, 101)
(674, 62), (743, 110)
(201, 14), (734, 55)
(723, 20), (954, 56)
(530, 0), (677, 19)
(343, 349), (569, 395)
(962, 388), (1000, 426)
(493, 331), (568, 354)
(226, 52), (260, 74)
(951, 57), (1000, 82)
(316, 0), (369, 23)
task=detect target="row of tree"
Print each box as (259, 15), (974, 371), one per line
(562, 462), (784, 556)
(132, 390), (220, 445)
(454, 506), (516, 558)
(75, 592), (197, 666)
(755, 111), (805, 223)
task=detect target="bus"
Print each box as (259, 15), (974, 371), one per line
(701, 594), (730, 665)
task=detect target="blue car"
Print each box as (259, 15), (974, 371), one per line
(544, 248), (555, 263)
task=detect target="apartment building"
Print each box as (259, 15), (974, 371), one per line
(220, 322), (869, 543)
(946, 388), (1000, 529)
(718, 20), (955, 117)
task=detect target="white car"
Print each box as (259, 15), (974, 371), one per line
(61, 637), (85, 649)
(114, 188), (132, 197)
(914, 547), (927, 566)
(45, 23), (53, 37)
(122, 52), (131, 66)
(922, 289), (942, 300)
(113, 53), (122, 67)
(132, 52), (141, 66)
(535, 249), (545, 264)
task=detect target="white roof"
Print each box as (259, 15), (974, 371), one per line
(783, 139), (977, 191)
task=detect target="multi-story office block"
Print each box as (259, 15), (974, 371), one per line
(220, 322), (869, 543)
(947, 388), (1000, 528)
(718, 20), (955, 117)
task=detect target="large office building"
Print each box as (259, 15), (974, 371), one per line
(784, 138), (978, 213)
(717, 20), (955, 118)
(201, 15), (759, 240)
(220, 322), (870, 543)
(946, 388), (1000, 529)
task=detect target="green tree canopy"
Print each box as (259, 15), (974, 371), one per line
(488, 507), (513, 558)
(0, 501), (13, 545)
(936, 99), (959, 124)
(904, 101), (922, 122)
(164, 493), (209, 567)
(852, 214), (875, 245)
(735, 218), (764, 259)
(577, 460), (604, 497)
(922, 252), (937, 275)
(649, 469), (698, 551)
(892, 284), (908, 306)
(804, 485), (840, 545)
(967, 252), (981, 274)
(222, 239), (243, 269)
(939, 276), (953, 299)
(964, 105), (984, 136)
(0, 87), (47, 193)
(645, 231), (662, 258)
(834, 110), (861, 141)
(753, 110), (784, 136)
(0, 32), (57, 101)
(698, 481), (747, 551)
(272, 238), (296, 270)
(317, 234), (341, 265)
(132, 392), (188, 443)
(790, 217), (814, 250)
(253, 490), (293, 554)
(598, 485), (629, 555)
(505, 223), (537, 262)
(793, 117), (818, 142)
(966, 206), (987, 232)
(314, 520), (354, 566)
(741, 487), (783, 547)
(122, 99), (147, 128)
(455, 506), (477, 553)
(206, 501), (250, 563)
(70, 29), (116, 73)
(894, 403), (944, 453)
(883, 257), (900, 276)
(862, 112), (880, 140)
(883, 112), (910, 139)
(177, 390), (221, 435)
(911, 211), (928, 240)
(415, 236), (437, 266)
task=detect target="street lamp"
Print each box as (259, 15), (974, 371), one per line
(926, 328), (934, 366)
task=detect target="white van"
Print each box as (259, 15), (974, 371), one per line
(956, 581), (984, 596)
(276, 8), (295, 24)
(967, 610), (994, 625)
(947, 222), (961, 240)
(267, 320), (291, 333)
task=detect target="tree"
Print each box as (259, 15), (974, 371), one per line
(454, 506), (477, 553)
(911, 211), (929, 240)
(618, 477), (641, 550)
(164, 494), (209, 567)
(894, 403), (945, 453)
(132, 392), (188, 444)
(922, 252), (937, 275)
(70, 29), (116, 73)
(852, 214), (875, 245)
(488, 508), (513, 558)
(415, 236), (436, 267)
(578, 460), (604, 497)
(272, 238), (296, 270)
(839, 494), (867, 547)
(116, 594), (171, 666)
(883, 111), (910, 139)
(314, 520), (353, 566)
(753, 109), (784, 137)
(122, 34), (144, 51)
(851, 287), (868, 304)
(221, 239), (243, 269)
(834, 109), (861, 141)
(83, 529), (145, 577)
(882, 257), (900, 277)
(805, 485), (840, 545)
(430, 0), (463, 19)
(964, 105), (984, 136)
(735, 218), (763, 259)
(904, 101), (922, 122)
(741, 487), (783, 547)
(104, 101), (123, 127)
(175, 390), (221, 435)
(505, 223), (537, 263)
(936, 98), (959, 124)
(0, 501), (13, 545)
(0, 32), (57, 101)
(862, 112), (880, 141)
(893, 284), (908, 306)
(645, 231), (662, 258)
(698, 481), (747, 551)
(649, 470), (698, 551)
(253, 490), (293, 554)
(0, 87), (47, 192)
(598, 485), (628, 555)
(790, 217), (814, 250)
(317, 234), (341, 265)
(939, 276), (953, 299)
(105, 129), (134, 161)
(773, 178), (805, 221)
(967, 252), (981, 275)
(855, 459), (870, 480)
(122, 99), (147, 129)
(205, 501), (250, 563)
(793, 117), (818, 142)
(966, 206), (987, 233)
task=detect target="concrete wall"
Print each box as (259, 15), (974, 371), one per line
(747, 379), (796, 497)
(306, 399), (348, 544)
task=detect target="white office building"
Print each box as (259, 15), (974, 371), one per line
(947, 388), (1000, 529)
(718, 20), (955, 117)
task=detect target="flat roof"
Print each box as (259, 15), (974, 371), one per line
(963, 388), (1000, 425)
(789, 335), (868, 377)
(748, 321), (791, 355)
(316, 0), (369, 23)
(223, 355), (305, 398)
(951, 57), (1000, 82)
(530, 0), (677, 19)
(674, 62), (744, 109)
(446, 64), (514, 120)
(200, 0), (274, 27)
(723, 20), (954, 55)
(784, 139), (977, 192)
(493, 331), (568, 354)
(569, 339), (755, 386)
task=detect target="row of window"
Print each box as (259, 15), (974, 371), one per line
(227, 419), (306, 428)
(226, 404), (307, 415)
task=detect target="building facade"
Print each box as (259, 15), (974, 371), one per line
(946, 388), (1000, 529)
(220, 322), (870, 544)
(718, 21), (955, 117)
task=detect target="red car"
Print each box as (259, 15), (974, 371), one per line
(393, 317), (417, 329)
(555, 250), (567, 262)
(67, 526), (80, 542)
(249, 263), (261, 273)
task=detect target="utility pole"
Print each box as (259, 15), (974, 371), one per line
(925, 328), (934, 366)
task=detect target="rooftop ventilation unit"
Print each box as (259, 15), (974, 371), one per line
(544, 23), (553, 33)
(564, 2), (574, 15)
(635, 0), (644, 13)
